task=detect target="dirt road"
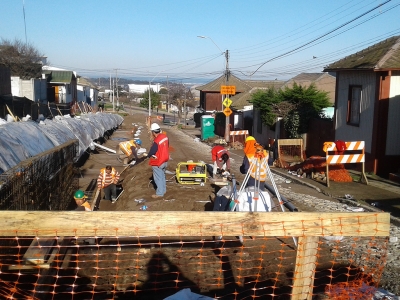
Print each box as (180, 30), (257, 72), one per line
(79, 109), (335, 214)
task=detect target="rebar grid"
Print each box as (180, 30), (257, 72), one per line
(0, 140), (78, 211)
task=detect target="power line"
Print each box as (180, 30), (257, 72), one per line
(248, 0), (392, 77)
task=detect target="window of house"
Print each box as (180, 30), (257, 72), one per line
(67, 84), (71, 94)
(257, 109), (262, 134)
(347, 85), (361, 126)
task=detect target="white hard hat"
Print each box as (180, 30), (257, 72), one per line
(150, 123), (161, 131)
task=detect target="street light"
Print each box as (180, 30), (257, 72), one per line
(148, 71), (163, 117)
(197, 36), (224, 54)
(198, 35), (231, 142)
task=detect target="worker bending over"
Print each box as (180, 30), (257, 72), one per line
(97, 165), (120, 203)
(148, 123), (169, 199)
(240, 136), (268, 190)
(211, 144), (231, 177)
(117, 139), (142, 164)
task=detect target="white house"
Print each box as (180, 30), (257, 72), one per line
(11, 76), (47, 102)
(77, 77), (99, 107)
(127, 83), (161, 94)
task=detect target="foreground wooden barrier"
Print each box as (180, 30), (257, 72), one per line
(0, 211), (390, 300)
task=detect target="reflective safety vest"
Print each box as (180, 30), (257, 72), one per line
(119, 140), (137, 156)
(99, 167), (117, 189)
(81, 201), (92, 211)
(249, 151), (269, 181)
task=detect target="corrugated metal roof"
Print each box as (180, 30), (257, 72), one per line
(48, 71), (74, 84)
(78, 77), (98, 89)
(324, 35), (400, 71)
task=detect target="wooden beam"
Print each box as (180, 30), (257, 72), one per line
(23, 238), (56, 265)
(0, 211), (390, 237)
(291, 236), (319, 300)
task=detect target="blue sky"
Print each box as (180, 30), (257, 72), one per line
(1, 0), (400, 83)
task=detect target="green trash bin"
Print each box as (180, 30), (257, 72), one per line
(201, 115), (215, 140)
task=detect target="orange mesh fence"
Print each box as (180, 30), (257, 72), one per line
(0, 211), (390, 300)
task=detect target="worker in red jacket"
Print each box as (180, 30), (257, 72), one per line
(148, 123), (169, 198)
(211, 144), (230, 177)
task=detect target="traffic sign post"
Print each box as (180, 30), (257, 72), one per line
(220, 85), (235, 143)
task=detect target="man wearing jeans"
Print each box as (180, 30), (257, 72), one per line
(148, 123), (169, 199)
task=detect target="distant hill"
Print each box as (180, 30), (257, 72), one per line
(86, 77), (210, 88)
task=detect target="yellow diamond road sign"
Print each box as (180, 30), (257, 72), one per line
(222, 97), (232, 107)
(223, 107), (232, 117)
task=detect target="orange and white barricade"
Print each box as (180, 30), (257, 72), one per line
(229, 130), (248, 144)
(324, 141), (368, 187)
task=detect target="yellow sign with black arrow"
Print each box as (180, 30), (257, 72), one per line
(222, 97), (232, 108)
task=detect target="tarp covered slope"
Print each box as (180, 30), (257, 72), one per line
(0, 112), (123, 173)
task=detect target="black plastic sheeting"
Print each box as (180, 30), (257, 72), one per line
(0, 112), (123, 173)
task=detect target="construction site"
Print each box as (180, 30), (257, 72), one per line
(0, 108), (395, 299)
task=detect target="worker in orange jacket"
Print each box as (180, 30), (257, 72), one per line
(240, 136), (268, 189)
(117, 139), (142, 164)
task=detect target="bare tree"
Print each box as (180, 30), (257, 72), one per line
(0, 38), (44, 79)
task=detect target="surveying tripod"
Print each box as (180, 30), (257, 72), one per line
(230, 143), (297, 247)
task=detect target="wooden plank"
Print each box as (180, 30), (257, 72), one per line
(8, 264), (50, 271)
(277, 139), (303, 146)
(23, 238), (56, 265)
(291, 236), (319, 300)
(90, 189), (100, 211)
(0, 211), (390, 237)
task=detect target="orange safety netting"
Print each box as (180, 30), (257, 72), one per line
(287, 156), (353, 182)
(0, 212), (389, 300)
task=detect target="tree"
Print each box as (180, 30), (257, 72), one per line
(280, 83), (330, 138)
(139, 88), (161, 110)
(250, 83), (331, 138)
(0, 38), (45, 79)
(250, 88), (282, 127)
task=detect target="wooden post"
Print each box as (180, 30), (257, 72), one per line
(360, 147), (369, 185)
(291, 236), (319, 300)
(326, 162), (330, 187)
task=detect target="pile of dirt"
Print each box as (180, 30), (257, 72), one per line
(287, 156), (353, 182)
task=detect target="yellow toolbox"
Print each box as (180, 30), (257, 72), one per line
(176, 161), (207, 185)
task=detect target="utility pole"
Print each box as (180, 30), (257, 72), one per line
(224, 49), (230, 143)
(167, 76), (169, 112)
(148, 81), (151, 117)
(115, 69), (119, 107)
(183, 84), (187, 128)
(112, 77), (115, 111)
